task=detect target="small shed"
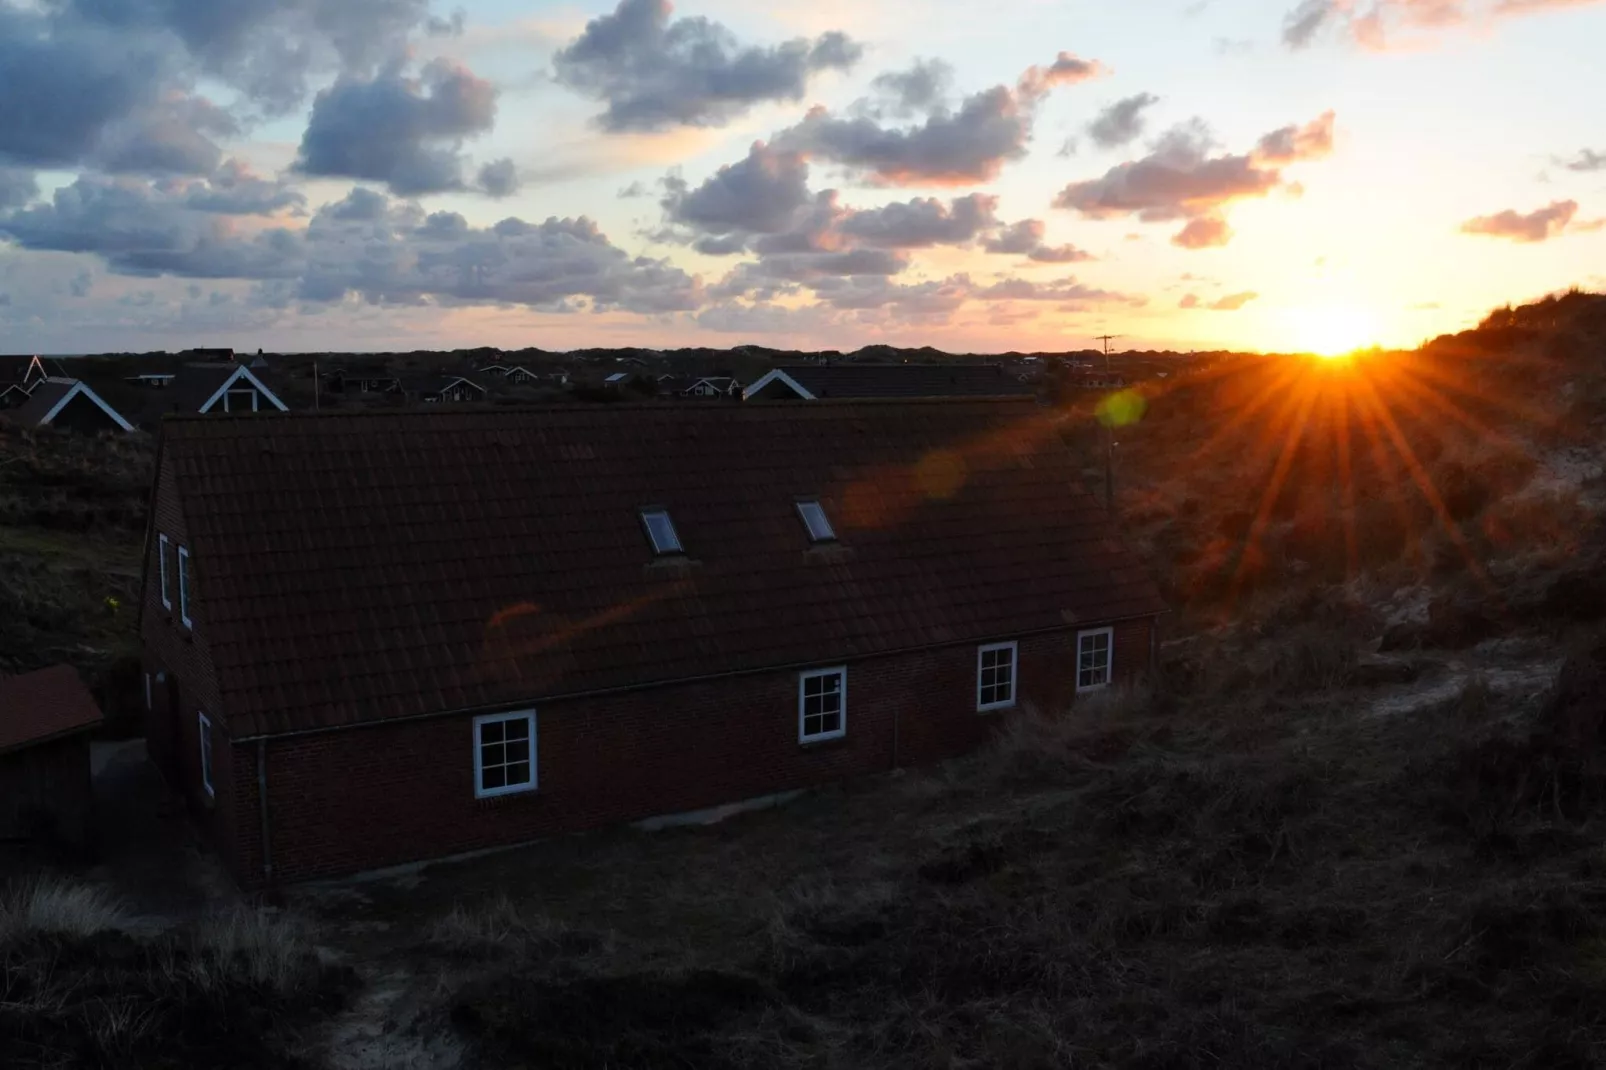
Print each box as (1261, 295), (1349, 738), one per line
(0, 665), (104, 851)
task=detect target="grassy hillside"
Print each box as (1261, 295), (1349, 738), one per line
(0, 423), (151, 715)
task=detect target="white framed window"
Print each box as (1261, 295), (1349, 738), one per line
(474, 710), (537, 798)
(159, 533), (172, 609)
(198, 711), (214, 796)
(796, 500), (836, 543)
(1077, 627), (1114, 692)
(177, 545), (193, 629)
(223, 387), (258, 413)
(976, 641), (1018, 711)
(798, 667), (847, 743)
(640, 509), (683, 555)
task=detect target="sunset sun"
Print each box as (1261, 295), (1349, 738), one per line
(1290, 303), (1382, 358)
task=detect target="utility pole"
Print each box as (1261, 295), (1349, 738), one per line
(313, 359), (320, 411)
(1092, 335), (1122, 518)
(1095, 334), (1121, 375)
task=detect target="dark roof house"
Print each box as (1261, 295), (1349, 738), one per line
(5, 378), (135, 432)
(744, 364), (1038, 401)
(400, 375), (487, 404)
(0, 665), (104, 849)
(154, 363), (289, 418)
(140, 401), (1163, 886)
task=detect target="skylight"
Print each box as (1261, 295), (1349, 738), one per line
(641, 509), (683, 555)
(797, 500), (836, 543)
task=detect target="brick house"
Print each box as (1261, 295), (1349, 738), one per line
(139, 400), (1163, 888)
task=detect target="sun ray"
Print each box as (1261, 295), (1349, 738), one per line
(1230, 374), (1322, 602)
(1351, 374), (1489, 584)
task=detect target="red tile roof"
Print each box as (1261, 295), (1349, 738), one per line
(0, 665), (104, 755)
(161, 401), (1163, 739)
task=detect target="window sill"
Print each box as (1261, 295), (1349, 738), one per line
(474, 787), (539, 805)
(977, 702), (1017, 715)
(799, 734), (848, 750)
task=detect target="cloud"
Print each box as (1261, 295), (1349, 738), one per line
(866, 59), (956, 118)
(1172, 215), (1234, 248)
(0, 0), (440, 184)
(1029, 243), (1095, 263)
(0, 179), (703, 315)
(1087, 93), (1161, 149)
(1561, 149), (1606, 173)
(476, 159), (521, 198)
(974, 276), (1141, 304)
(837, 193), (999, 247)
(660, 141), (813, 236)
(1053, 114), (1334, 247)
(775, 54), (1106, 186)
(553, 0), (861, 133)
(1279, 0), (1605, 51)
(294, 60), (500, 195)
(1179, 293), (1200, 308)
(1208, 291), (1258, 310)
(1459, 199), (1582, 242)
(0, 168), (37, 209)
(177, 162), (306, 216)
(980, 219), (1093, 262)
(1254, 111), (1336, 164)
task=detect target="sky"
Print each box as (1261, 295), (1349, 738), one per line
(1, 0), (1603, 355)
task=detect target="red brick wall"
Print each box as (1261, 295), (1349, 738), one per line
(139, 446), (241, 867)
(230, 619), (1154, 887)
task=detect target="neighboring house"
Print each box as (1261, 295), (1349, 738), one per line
(1064, 372), (1128, 390)
(603, 372), (630, 385)
(0, 665), (104, 852)
(159, 363), (290, 416)
(0, 354), (70, 390)
(501, 366), (547, 386)
(681, 377), (740, 399)
(183, 347), (235, 362)
(325, 363), (400, 394)
(743, 364), (1039, 401)
(0, 382), (33, 409)
(125, 374), (177, 390)
(5, 378), (136, 432)
(140, 400), (1164, 888)
(477, 364), (510, 379)
(401, 375), (487, 404)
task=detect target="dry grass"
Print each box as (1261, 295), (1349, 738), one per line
(0, 878), (354, 1069)
(0, 876), (130, 941)
(409, 623), (1606, 1068)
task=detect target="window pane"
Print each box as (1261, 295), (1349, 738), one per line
(505, 739), (529, 764)
(505, 761), (530, 786)
(820, 711), (840, 734)
(503, 718), (528, 742)
(482, 742), (504, 767)
(820, 673), (840, 696)
(642, 511), (682, 553)
(797, 501), (836, 542)
(482, 765), (506, 789)
(480, 721), (504, 745)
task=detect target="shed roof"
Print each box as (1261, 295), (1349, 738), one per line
(160, 401), (1163, 739)
(0, 665), (104, 755)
